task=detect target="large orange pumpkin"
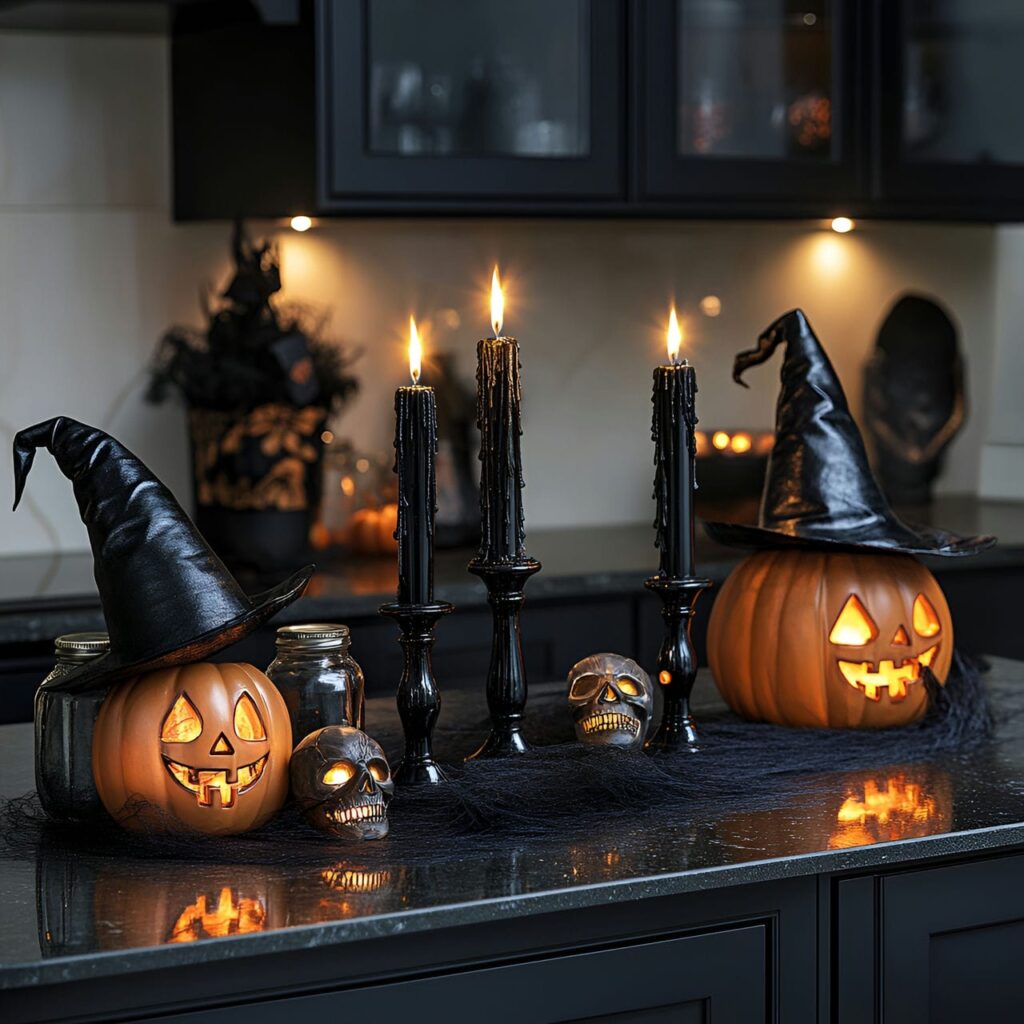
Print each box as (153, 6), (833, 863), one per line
(93, 663), (292, 834)
(707, 549), (953, 729)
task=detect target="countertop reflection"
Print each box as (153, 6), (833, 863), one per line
(4, 660), (1024, 989)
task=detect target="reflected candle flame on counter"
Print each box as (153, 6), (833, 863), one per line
(667, 306), (682, 364)
(167, 887), (266, 943)
(490, 265), (504, 338)
(408, 316), (422, 384)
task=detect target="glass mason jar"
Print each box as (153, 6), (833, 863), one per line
(266, 624), (365, 744)
(34, 632), (110, 822)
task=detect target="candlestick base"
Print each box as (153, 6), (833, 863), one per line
(379, 600), (453, 784)
(643, 575), (711, 754)
(465, 558), (541, 760)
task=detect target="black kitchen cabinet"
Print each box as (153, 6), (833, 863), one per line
(873, 0), (1024, 219)
(836, 852), (1024, 1023)
(317, 0), (625, 208)
(638, 0), (865, 213)
(171, 0), (1024, 220)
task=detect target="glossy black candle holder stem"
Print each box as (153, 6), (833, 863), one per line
(644, 575), (711, 753)
(466, 558), (541, 759)
(379, 601), (453, 784)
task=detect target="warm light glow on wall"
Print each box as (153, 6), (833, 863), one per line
(699, 295), (722, 317)
(830, 216), (855, 233)
(290, 215), (313, 232)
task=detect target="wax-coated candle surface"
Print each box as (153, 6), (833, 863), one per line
(652, 362), (698, 578)
(476, 337), (526, 564)
(394, 385), (437, 604)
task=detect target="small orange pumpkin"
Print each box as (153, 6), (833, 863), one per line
(707, 549), (953, 729)
(346, 503), (399, 556)
(93, 663), (292, 834)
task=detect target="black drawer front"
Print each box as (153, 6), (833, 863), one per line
(152, 925), (766, 1023)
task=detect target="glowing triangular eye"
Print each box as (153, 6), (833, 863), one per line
(617, 677), (641, 696)
(162, 694), (202, 743)
(829, 595), (878, 646)
(323, 761), (355, 785)
(233, 693), (266, 741)
(913, 594), (942, 637)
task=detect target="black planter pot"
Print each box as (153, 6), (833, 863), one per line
(189, 403), (327, 573)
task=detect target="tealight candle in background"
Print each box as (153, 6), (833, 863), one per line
(393, 317), (437, 605)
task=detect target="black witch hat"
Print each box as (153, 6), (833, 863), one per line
(705, 310), (994, 557)
(13, 417), (313, 693)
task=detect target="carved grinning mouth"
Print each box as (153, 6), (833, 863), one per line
(837, 645), (939, 702)
(581, 712), (640, 736)
(163, 754), (268, 808)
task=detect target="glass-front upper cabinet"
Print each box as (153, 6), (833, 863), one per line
(639, 0), (862, 208)
(876, 0), (1024, 214)
(318, 0), (624, 206)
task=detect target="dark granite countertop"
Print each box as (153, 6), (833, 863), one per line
(1, 496), (1022, 646)
(3, 656), (1024, 991)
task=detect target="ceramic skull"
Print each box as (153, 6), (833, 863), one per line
(289, 725), (394, 840)
(568, 653), (653, 748)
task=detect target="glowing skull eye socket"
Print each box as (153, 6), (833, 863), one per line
(913, 594), (942, 637)
(161, 694), (203, 743)
(616, 677), (641, 697)
(233, 693), (267, 741)
(829, 595), (879, 646)
(570, 675), (602, 699)
(368, 760), (389, 782)
(323, 760), (356, 786)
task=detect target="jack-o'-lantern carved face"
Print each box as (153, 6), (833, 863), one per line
(568, 653), (653, 747)
(828, 591), (942, 703)
(290, 726), (394, 840)
(93, 663), (292, 834)
(160, 690), (271, 808)
(708, 550), (954, 729)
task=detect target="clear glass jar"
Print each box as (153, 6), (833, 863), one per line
(34, 632), (110, 822)
(266, 624), (365, 744)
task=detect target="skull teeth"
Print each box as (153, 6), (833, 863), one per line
(581, 713), (640, 735)
(329, 800), (387, 825)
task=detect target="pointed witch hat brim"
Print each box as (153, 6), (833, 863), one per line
(14, 417), (313, 693)
(704, 310), (995, 558)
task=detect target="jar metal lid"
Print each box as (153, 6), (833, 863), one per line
(54, 632), (110, 660)
(275, 623), (351, 651)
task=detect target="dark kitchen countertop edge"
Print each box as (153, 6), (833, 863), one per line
(5, 818), (1024, 990)
(3, 545), (1024, 647)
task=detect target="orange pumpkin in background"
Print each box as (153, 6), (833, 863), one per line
(707, 549), (953, 729)
(93, 663), (292, 834)
(346, 503), (399, 556)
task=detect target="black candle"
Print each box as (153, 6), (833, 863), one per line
(477, 269), (526, 564)
(652, 309), (697, 578)
(394, 318), (437, 604)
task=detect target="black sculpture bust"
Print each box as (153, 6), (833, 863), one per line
(863, 294), (965, 507)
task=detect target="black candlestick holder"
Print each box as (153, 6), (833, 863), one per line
(379, 600), (453, 784)
(644, 575), (711, 753)
(465, 558), (541, 759)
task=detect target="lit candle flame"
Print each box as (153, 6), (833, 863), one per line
(490, 265), (504, 337)
(409, 316), (422, 384)
(667, 306), (682, 363)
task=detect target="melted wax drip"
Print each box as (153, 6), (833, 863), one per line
(393, 386), (438, 602)
(651, 364), (698, 575)
(476, 338), (527, 563)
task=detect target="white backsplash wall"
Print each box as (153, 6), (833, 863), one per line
(0, 29), (1002, 555)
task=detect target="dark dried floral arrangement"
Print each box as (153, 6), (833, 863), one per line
(148, 222), (359, 413)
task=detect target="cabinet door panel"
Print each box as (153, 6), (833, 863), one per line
(880, 854), (1024, 1023)
(639, 0), (863, 208)
(874, 0), (1024, 216)
(152, 925), (766, 1023)
(318, 0), (624, 205)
